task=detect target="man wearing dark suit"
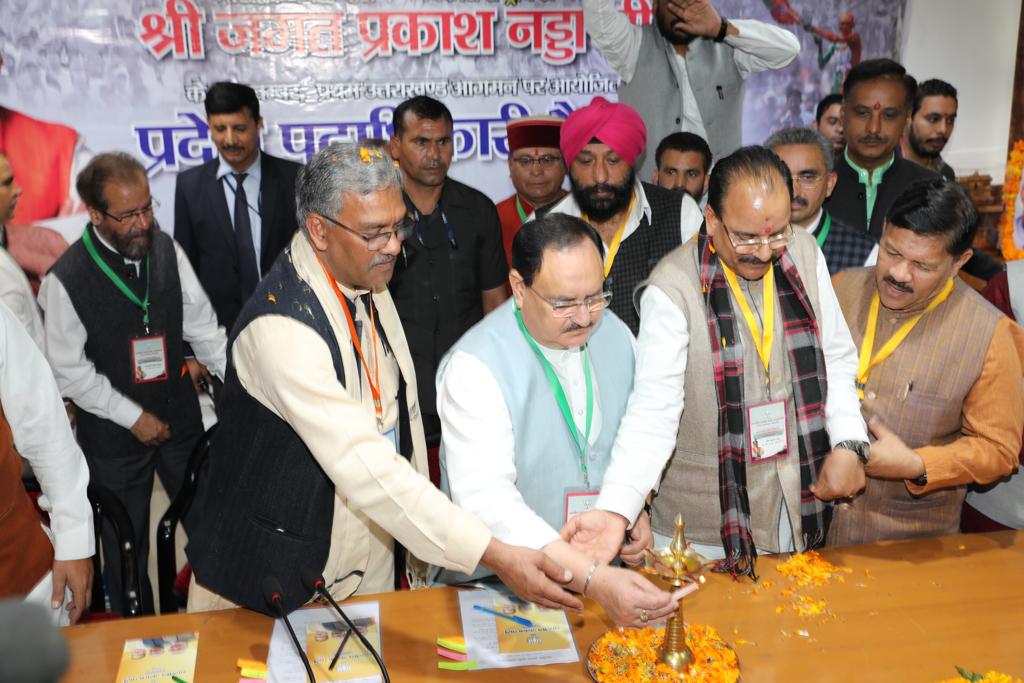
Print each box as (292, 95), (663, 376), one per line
(174, 82), (301, 333)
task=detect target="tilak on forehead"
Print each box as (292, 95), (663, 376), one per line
(873, 101), (881, 110)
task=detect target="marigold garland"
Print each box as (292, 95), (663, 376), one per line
(999, 139), (1024, 261)
(937, 666), (1024, 683)
(588, 624), (740, 683)
(775, 550), (851, 587)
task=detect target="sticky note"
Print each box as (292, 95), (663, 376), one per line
(437, 646), (468, 662)
(438, 660), (478, 671)
(436, 635), (466, 654)
(239, 668), (267, 679)
(236, 658), (267, 672)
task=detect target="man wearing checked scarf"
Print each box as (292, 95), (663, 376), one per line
(565, 146), (869, 579)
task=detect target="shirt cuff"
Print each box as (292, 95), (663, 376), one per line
(109, 399), (144, 431)
(442, 510), (494, 575)
(51, 521), (95, 561)
(904, 445), (957, 495)
(596, 481), (647, 527)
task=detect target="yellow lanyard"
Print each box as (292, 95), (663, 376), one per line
(583, 194), (636, 278)
(721, 262), (775, 378)
(856, 277), (954, 399)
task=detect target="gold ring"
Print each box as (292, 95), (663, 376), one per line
(639, 608), (648, 623)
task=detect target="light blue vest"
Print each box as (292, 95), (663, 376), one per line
(437, 299), (635, 560)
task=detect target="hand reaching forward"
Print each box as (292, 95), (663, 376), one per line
(479, 539), (583, 613)
(562, 509), (629, 565)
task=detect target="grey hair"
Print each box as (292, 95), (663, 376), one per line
(295, 140), (403, 234)
(763, 127), (835, 174)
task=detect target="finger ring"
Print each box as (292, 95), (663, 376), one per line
(639, 608), (648, 623)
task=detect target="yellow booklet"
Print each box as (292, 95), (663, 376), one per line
(306, 616), (381, 681)
(114, 632), (198, 683)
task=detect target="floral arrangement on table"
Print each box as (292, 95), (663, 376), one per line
(998, 139), (1024, 261)
(937, 666), (1024, 683)
(588, 624), (740, 683)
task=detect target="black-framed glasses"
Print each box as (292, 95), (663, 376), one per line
(527, 286), (612, 319)
(102, 199), (159, 224)
(510, 154), (563, 170)
(317, 213), (414, 252)
(720, 220), (792, 254)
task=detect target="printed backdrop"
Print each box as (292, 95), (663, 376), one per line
(0, 0), (905, 236)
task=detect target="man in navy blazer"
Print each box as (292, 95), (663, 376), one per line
(174, 82), (301, 332)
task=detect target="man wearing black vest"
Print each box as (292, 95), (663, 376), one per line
(186, 143), (585, 616)
(39, 153), (226, 614)
(387, 96), (509, 447)
(540, 97), (703, 335)
(825, 59), (1000, 281)
(174, 81), (301, 333)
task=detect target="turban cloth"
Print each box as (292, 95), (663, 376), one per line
(559, 96), (647, 167)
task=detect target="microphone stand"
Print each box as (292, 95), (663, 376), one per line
(262, 576), (315, 683)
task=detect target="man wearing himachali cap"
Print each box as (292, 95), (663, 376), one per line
(540, 97), (703, 335)
(495, 116), (567, 264)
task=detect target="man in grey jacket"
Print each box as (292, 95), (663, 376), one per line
(583, 0), (799, 177)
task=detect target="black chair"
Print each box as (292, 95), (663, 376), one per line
(156, 424), (217, 614)
(21, 477), (145, 617)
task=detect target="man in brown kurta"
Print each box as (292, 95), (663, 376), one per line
(829, 178), (1024, 545)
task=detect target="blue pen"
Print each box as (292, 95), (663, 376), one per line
(473, 604), (534, 627)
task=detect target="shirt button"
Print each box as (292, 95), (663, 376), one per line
(432, 295), (440, 302)
(865, 390), (876, 400)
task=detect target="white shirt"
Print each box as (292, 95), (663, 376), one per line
(439, 325), (635, 550)
(581, 0), (800, 142)
(0, 301), (93, 561)
(217, 152), (263, 269)
(804, 208), (878, 266)
(38, 228), (227, 431)
(0, 241), (45, 351)
(541, 179), (704, 249)
(597, 247), (869, 524)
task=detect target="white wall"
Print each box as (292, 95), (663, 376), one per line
(901, 0), (1021, 184)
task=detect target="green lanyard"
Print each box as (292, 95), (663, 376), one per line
(515, 195), (530, 224)
(514, 304), (594, 487)
(816, 213), (832, 248)
(82, 225), (152, 333)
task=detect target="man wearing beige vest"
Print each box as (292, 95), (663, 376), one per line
(828, 178), (1024, 545)
(566, 146), (869, 579)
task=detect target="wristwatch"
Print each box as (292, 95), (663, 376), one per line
(714, 17), (730, 42)
(835, 439), (870, 464)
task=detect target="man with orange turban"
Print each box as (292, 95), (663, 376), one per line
(539, 97), (703, 334)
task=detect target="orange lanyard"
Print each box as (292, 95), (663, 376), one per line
(317, 256), (383, 430)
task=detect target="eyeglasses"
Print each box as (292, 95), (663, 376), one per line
(317, 213), (414, 251)
(511, 154), (563, 170)
(527, 286), (612, 318)
(720, 220), (792, 254)
(102, 199), (159, 224)
(793, 171), (825, 189)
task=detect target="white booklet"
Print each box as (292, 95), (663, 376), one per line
(456, 587), (580, 669)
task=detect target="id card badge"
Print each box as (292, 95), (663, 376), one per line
(382, 426), (399, 452)
(131, 335), (168, 384)
(746, 400), (789, 462)
(564, 488), (600, 525)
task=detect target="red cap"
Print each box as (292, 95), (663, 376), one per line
(507, 115), (563, 152)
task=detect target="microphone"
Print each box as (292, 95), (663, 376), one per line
(262, 576), (315, 683)
(0, 599), (70, 683)
(300, 567), (391, 683)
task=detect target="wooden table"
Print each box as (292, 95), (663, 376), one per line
(63, 531), (1024, 682)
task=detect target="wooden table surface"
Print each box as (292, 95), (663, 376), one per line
(62, 531), (1024, 682)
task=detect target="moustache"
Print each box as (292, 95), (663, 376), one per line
(371, 254), (396, 268)
(738, 255), (773, 266)
(561, 320), (593, 334)
(858, 135), (886, 146)
(926, 136), (948, 145)
(884, 275), (913, 293)
(221, 145), (245, 153)
(791, 196), (809, 208)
